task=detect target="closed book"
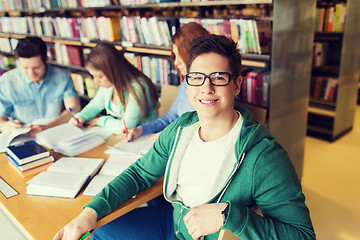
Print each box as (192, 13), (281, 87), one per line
(6, 140), (50, 165)
(66, 45), (83, 67)
(255, 20), (272, 54)
(313, 77), (323, 99)
(317, 8), (326, 31)
(8, 160), (53, 178)
(6, 153), (54, 171)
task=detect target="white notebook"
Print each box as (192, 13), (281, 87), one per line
(36, 123), (107, 156)
(105, 136), (155, 156)
(26, 157), (104, 199)
(83, 153), (140, 196)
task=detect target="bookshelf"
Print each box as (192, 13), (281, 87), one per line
(0, 0), (317, 179)
(308, 0), (360, 141)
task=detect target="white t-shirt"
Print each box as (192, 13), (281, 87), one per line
(176, 112), (243, 207)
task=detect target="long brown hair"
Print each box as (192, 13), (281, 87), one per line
(170, 22), (210, 75)
(85, 43), (158, 118)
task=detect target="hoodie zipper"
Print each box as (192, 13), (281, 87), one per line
(216, 152), (245, 203)
(175, 203), (190, 237)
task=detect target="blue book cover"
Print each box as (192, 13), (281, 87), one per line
(6, 140), (50, 165)
(5, 152), (54, 171)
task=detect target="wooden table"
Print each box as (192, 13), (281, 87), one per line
(0, 136), (163, 240)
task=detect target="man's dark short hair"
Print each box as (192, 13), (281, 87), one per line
(14, 36), (47, 64)
(186, 34), (242, 78)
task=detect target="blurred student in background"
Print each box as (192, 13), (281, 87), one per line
(119, 22), (209, 142)
(68, 43), (158, 134)
(0, 36), (80, 137)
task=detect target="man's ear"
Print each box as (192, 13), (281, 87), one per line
(234, 76), (242, 95)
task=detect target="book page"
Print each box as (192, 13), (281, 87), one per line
(47, 157), (104, 179)
(99, 154), (139, 176)
(106, 136), (155, 155)
(36, 123), (83, 148)
(0, 128), (31, 152)
(84, 126), (113, 140)
(83, 153), (139, 196)
(83, 175), (116, 196)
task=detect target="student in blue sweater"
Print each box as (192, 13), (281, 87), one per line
(68, 43), (158, 134)
(54, 35), (315, 240)
(119, 22), (209, 141)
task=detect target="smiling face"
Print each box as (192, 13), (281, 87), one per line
(86, 65), (113, 88)
(18, 56), (46, 83)
(186, 52), (241, 122)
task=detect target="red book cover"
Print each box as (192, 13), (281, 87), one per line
(66, 45), (84, 67)
(313, 77), (323, 99)
(241, 75), (247, 102)
(255, 72), (263, 106)
(136, 55), (142, 71)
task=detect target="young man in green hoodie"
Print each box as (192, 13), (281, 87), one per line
(54, 34), (315, 240)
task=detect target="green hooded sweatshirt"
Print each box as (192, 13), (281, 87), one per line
(86, 106), (316, 240)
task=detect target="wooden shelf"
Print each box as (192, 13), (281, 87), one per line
(311, 65), (339, 76)
(308, 0), (360, 142)
(309, 98), (336, 109)
(308, 106), (335, 117)
(0, 1), (273, 14)
(48, 61), (87, 72)
(314, 31), (343, 41)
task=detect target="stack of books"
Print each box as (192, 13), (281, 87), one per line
(5, 140), (54, 178)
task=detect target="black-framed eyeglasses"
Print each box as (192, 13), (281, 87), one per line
(185, 72), (234, 86)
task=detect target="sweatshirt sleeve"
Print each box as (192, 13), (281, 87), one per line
(223, 143), (316, 240)
(75, 87), (107, 122)
(97, 86), (144, 134)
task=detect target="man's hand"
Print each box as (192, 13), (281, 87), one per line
(2, 120), (23, 134)
(27, 124), (47, 137)
(184, 203), (228, 240)
(53, 207), (97, 240)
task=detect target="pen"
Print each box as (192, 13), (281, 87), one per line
(79, 229), (94, 240)
(68, 107), (76, 117)
(123, 119), (128, 134)
(4, 113), (13, 121)
(68, 107), (80, 124)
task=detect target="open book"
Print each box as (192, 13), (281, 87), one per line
(36, 123), (110, 156)
(26, 157), (104, 198)
(0, 117), (56, 152)
(0, 128), (32, 152)
(83, 153), (140, 196)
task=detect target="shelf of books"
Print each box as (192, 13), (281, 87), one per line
(0, 0), (319, 179)
(308, 0), (360, 141)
